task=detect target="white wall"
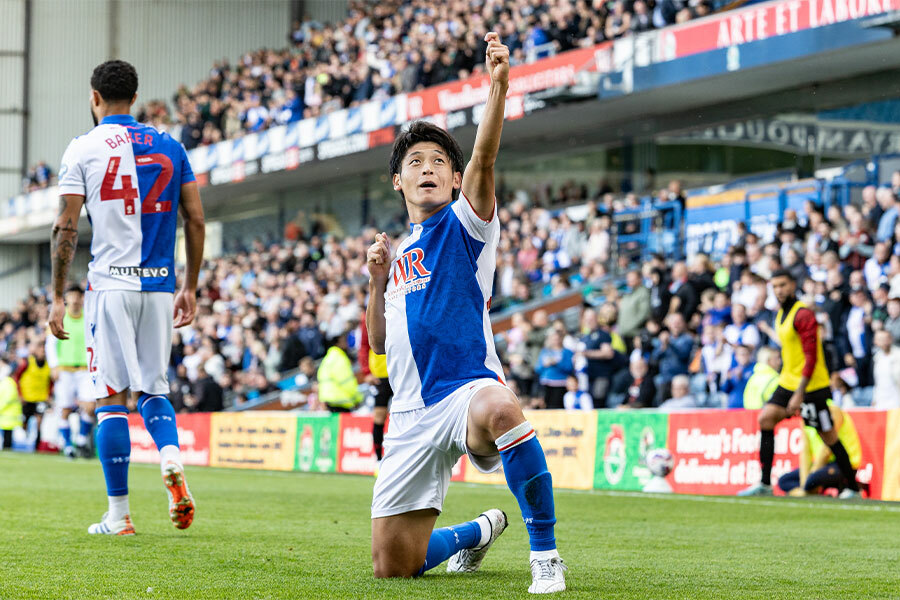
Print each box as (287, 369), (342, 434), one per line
(26, 0), (292, 184)
(0, 244), (38, 310)
(0, 0), (27, 200)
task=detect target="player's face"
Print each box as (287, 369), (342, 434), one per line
(393, 142), (461, 213)
(66, 291), (83, 313)
(771, 275), (794, 304)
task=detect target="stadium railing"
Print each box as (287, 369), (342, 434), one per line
(684, 153), (900, 259)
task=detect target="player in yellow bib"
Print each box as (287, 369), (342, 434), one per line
(13, 341), (52, 451)
(739, 270), (862, 498)
(777, 403), (862, 496)
(46, 284), (95, 458)
(359, 318), (393, 466)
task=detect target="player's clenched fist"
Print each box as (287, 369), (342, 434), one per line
(367, 232), (392, 285)
(484, 32), (509, 87)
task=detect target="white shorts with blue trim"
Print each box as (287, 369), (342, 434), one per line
(371, 378), (507, 519)
(54, 370), (94, 410)
(84, 290), (172, 399)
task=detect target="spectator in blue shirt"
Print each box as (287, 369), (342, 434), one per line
(875, 188), (898, 242)
(721, 344), (755, 409)
(580, 308), (620, 408)
(652, 312), (695, 401)
(536, 330), (574, 410)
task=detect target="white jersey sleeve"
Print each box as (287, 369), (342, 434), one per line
(451, 191), (499, 243)
(58, 137), (86, 196)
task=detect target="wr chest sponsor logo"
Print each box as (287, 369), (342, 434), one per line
(387, 248), (432, 300)
(109, 266), (170, 278)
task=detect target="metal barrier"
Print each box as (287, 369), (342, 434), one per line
(612, 200), (684, 265)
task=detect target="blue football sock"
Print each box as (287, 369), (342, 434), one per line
(79, 417), (93, 440)
(95, 405), (131, 496)
(497, 421), (557, 552)
(59, 425), (72, 449)
(137, 393), (179, 450)
(416, 520), (483, 576)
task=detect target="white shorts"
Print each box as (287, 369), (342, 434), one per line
(371, 378), (506, 519)
(84, 290), (173, 399)
(54, 370), (94, 410)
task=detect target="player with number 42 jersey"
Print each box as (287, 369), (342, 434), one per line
(50, 60), (205, 538)
(58, 99), (194, 292)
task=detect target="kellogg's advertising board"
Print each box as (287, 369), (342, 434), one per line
(666, 410), (803, 495)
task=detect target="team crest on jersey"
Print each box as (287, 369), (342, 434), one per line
(387, 248), (432, 300)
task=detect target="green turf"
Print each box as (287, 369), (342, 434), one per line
(2, 453), (899, 599)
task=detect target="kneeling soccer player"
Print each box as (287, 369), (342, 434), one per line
(365, 34), (565, 594)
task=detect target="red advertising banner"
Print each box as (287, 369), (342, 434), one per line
(127, 413), (211, 467)
(405, 43), (610, 118)
(337, 413), (465, 481)
(665, 409), (888, 498)
(658, 0), (900, 61)
(666, 410), (804, 496)
(845, 410), (886, 500)
(337, 414), (379, 475)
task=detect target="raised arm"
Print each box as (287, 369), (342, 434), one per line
(48, 195), (85, 340)
(366, 233), (391, 354)
(174, 181), (205, 328)
(461, 32), (509, 220)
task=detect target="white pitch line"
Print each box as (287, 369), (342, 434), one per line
(6, 454), (897, 514)
(453, 481), (900, 513)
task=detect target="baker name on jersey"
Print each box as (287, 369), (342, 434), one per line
(105, 130), (154, 149)
(386, 248), (432, 300)
(108, 266), (170, 278)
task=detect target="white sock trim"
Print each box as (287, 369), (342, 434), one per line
(159, 445), (183, 474)
(475, 515), (492, 548)
(495, 421), (536, 452)
(530, 549), (560, 562)
(108, 495), (130, 522)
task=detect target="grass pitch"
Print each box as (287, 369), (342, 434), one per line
(2, 453), (898, 599)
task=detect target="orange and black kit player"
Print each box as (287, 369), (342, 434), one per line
(753, 270), (860, 494)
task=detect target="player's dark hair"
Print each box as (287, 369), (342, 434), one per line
(389, 120), (464, 202)
(90, 60), (138, 102)
(770, 269), (793, 281)
(65, 283), (84, 295)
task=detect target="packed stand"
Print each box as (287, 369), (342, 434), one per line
(500, 171), (900, 412)
(136, 0), (716, 150)
(0, 175), (677, 421)
(5, 173), (897, 418)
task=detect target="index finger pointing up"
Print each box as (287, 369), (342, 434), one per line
(484, 31), (499, 43)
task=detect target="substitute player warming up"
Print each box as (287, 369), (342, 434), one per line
(366, 34), (566, 594)
(49, 60), (206, 535)
(739, 270), (861, 498)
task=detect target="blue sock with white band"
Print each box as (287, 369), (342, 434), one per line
(95, 405), (131, 519)
(59, 424), (72, 450)
(416, 519), (488, 575)
(79, 414), (94, 444)
(497, 421), (557, 553)
(137, 393), (185, 472)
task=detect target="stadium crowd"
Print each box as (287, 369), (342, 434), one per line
(134, 0), (715, 149)
(21, 162), (54, 193)
(2, 171), (899, 424)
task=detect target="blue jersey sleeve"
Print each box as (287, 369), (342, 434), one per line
(179, 143), (195, 185)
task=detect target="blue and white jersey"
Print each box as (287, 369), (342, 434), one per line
(384, 193), (505, 413)
(57, 114), (195, 293)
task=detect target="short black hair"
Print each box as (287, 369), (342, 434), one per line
(90, 60), (138, 102)
(389, 120), (464, 201)
(65, 283), (84, 295)
(771, 269), (793, 281)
